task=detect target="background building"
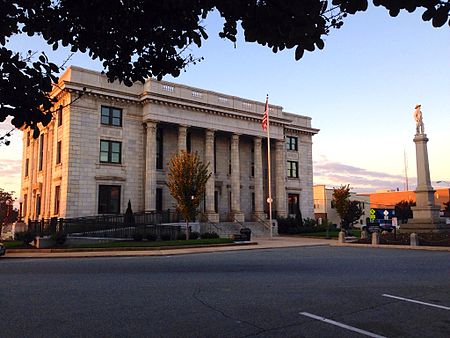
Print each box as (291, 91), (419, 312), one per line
(20, 66), (319, 223)
(313, 185), (370, 226)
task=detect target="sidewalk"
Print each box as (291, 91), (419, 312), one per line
(3, 236), (333, 259)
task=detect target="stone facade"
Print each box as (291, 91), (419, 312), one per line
(20, 66), (319, 222)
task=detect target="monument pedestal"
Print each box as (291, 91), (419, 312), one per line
(403, 132), (450, 233)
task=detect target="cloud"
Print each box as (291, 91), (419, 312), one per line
(314, 159), (413, 192)
(0, 159), (22, 195)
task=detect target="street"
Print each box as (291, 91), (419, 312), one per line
(1, 246), (450, 337)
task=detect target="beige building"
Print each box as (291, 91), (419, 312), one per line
(20, 66), (319, 223)
(313, 185), (370, 226)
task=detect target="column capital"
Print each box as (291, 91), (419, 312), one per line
(143, 120), (157, 129)
(254, 136), (262, 145)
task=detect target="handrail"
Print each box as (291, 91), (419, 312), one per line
(253, 213), (271, 230)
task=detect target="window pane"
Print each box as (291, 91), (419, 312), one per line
(100, 152), (109, 162)
(112, 108), (121, 118)
(100, 141), (109, 151)
(111, 142), (120, 153)
(112, 117), (121, 126)
(111, 153), (120, 163)
(101, 115), (110, 125)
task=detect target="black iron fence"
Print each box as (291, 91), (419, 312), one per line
(27, 210), (183, 239)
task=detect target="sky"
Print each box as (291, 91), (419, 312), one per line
(1, 4), (450, 199)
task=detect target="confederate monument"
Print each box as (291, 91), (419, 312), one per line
(402, 104), (448, 232)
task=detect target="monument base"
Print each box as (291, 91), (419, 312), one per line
(400, 219), (450, 233)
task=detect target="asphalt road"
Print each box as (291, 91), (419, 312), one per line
(1, 246), (450, 338)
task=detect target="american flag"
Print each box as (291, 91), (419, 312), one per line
(262, 95), (268, 131)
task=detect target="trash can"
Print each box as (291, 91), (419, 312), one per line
(240, 228), (251, 241)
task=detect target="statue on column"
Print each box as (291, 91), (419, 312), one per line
(413, 104), (425, 134)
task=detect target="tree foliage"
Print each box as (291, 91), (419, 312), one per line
(394, 199), (415, 223)
(332, 184), (363, 229)
(1, 1), (449, 137)
(0, 188), (16, 232)
(167, 151), (211, 239)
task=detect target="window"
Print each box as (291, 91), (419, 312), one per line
(156, 128), (163, 169)
(36, 194), (41, 217)
(214, 191), (219, 213)
(287, 161), (299, 178)
(186, 131), (192, 153)
(288, 194), (300, 215)
(101, 106), (122, 127)
(100, 140), (121, 164)
(98, 185), (121, 214)
(25, 158), (29, 177)
(54, 186), (60, 214)
(38, 134), (44, 171)
(213, 138), (217, 173)
(26, 131), (30, 146)
(57, 105), (63, 126)
(286, 136), (298, 151)
(250, 146), (254, 177)
(156, 188), (163, 211)
(23, 194), (27, 219)
(251, 192), (255, 212)
(56, 141), (62, 164)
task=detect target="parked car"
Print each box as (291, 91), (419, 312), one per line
(0, 242), (6, 257)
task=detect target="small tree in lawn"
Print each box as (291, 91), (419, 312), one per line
(167, 151), (211, 240)
(0, 188), (17, 233)
(394, 200), (415, 224)
(332, 185), (363, 234)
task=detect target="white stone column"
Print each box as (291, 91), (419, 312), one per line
(145, 121), (157, 211)
(252, 137), (266, 220)
(178, 125), (188, 153)
(275, 140), (287, 218)
(230, 134), (244, 222)
(204, 129), (219, 222)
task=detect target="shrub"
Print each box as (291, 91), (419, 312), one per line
(200, 231), (219, 239)
(177, 233), (187, 240)
(133, 232), (144, 241)
(303, 218), (317, 227)
(146, 233), (157, 241)
(15, 231), (36, 245)
(190, 231), (200, 240)
(160, 233), (171, 241)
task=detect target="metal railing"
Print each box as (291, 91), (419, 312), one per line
(27, 210), (182, 238)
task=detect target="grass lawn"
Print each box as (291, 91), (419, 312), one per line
(294, 229), (361, 238)
(3, 241), (26, 248)
(71, 238), (234, 249)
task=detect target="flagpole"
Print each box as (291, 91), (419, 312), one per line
(265, 95), (273, 238)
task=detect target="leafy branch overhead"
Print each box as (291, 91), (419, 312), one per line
(1, 1), (449, 136)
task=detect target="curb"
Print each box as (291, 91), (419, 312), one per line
(5, 241), (256, 254)
(331, 242), (450, 252)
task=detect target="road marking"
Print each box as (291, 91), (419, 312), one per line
(382, 294), (450, 310)
(299, 312), (386, 338)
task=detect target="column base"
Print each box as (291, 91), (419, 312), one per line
(202, 212), (219, 223)
(229, 212), (245, 223)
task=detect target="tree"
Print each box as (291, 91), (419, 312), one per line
(332, 184), (363, 232)
(1, 1), (449, 137)
(167, 151), (211, 240)
(0, 188), (16, 233)
(394, 200), (415, 223)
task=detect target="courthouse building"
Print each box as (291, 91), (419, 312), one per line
(20, 66), (319, 223)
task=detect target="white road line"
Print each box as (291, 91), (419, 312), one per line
(299, 312), (387, 338)
(382, 294), (450, 310)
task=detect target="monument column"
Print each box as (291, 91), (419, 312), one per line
(252, 137), (266, 220)
(178, 125), (188, 153)
(230, 134), (244, 222)
(144, 121), (157, 211)
(204, 129), (219, 222)
(403, 105), (447, 232)
(275, 139), (287, 218)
